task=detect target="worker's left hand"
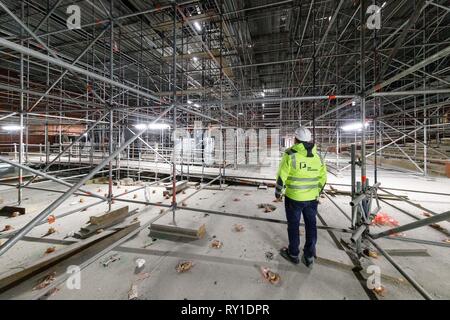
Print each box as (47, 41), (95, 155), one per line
(275, 191), (283, 201)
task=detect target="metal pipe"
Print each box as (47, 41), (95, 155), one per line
(371, 210), (450, 239)
(24, 112), (109, 186)
(0, 156), (107, 201)
(0, 37), (162, 104)
(367, 238), (433, 300)
(28, 26), (110, 112)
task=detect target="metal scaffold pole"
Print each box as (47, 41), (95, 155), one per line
(172, 3), (178, 223)
(360, 0), (367, 191)
(108, 0), (115, 211)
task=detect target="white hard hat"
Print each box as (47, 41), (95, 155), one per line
(295, 126), (312, 142)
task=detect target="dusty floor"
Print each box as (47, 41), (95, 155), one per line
(0, 160), (449, 300)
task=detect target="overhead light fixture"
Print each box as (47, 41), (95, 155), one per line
(382, 2), (387, 8)
(192, 56), (198, 62)
(238, 112), (243, 115)
(148, 123), (170, 130)
(193, 21), (202, 32)
(341, 122), (369, 132)
(134, 123), (170, 130)
(262, 103), (265, 107)
(134, 124), (148, 130)
(328, 16), (332, 21)
(261, 92), (265, 97)
(194, 103), (201, 108)
(352, 101), (356, 106)
(2, 125), (23, 131)
(187, 100), (193, 104)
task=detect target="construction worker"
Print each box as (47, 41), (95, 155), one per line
(275, 126), (327, 268)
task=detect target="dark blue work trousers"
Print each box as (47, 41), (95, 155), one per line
(284, 196), (318, 258)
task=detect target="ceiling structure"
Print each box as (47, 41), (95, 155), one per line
(0, 0), (448, 139)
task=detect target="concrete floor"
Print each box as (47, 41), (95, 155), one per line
(0, 161), (449, 300)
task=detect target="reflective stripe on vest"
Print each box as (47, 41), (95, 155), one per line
(286, 184), (319, 190)
(287, 176), (319, 182)
(286, 149), (297, 169)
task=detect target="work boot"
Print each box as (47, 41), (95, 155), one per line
(301, 255), (314, 268)
(280, 247), (299, 265)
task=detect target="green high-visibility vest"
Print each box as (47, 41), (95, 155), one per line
(275, 142), (327, 201)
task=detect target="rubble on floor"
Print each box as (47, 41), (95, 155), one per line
(33, 272), (56, 291)
(176, 261), (193, 273)
(260, 267), (280, 285)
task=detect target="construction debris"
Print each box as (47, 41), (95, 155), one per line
(233, 224), (244, 232)
(101, 254), (120, 267)
(47, 215), (56, 224)
(128, 284), (139, 300)
(211, 240), (223, 249)
(273, 198), (283, 203)
(363, 248), (378, 259)
(33, 272), (56, 290)
(42, 227), (57, 238)
(265, 252), (274, 260)
(135, 258), (146, 271)
(258, 203), (276, 213)
(372, 213), (399, 227)
(372, 286), (386, 297)
(44, 247), (56, 254)
(443, 239), (450, 243)
(176, 261), (193, 273)
(1, 225), (13, 232)
(79, 198), (84, 203)
(133, 194), (138, 199)
(233, 198), (240, 202)
(422, 212), (432, 217)
(260, 267), (280, 285)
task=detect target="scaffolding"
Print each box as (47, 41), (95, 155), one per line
(0, 0), (449, 300)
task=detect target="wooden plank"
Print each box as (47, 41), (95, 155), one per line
(150, 214), (206, 239)
(89, 206), (129, 226)
(163, 180), (188, 196)
(76, 206), (129, 239)
(0, 230), (114, 292)
(0, 223), (140, 297)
